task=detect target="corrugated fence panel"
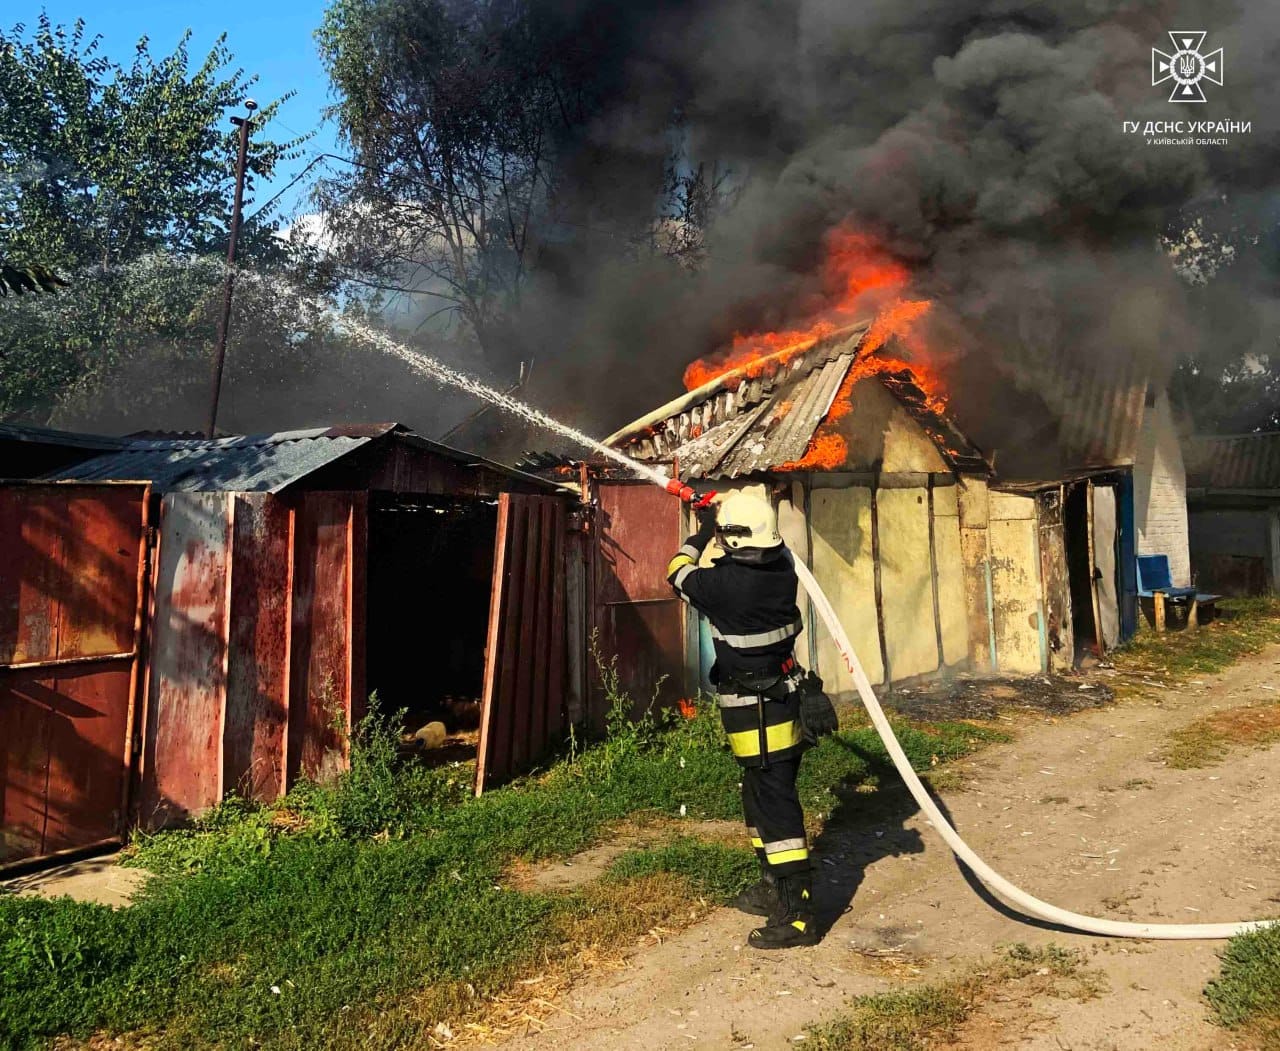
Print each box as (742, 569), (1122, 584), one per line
(42, 662), (135, 852)
(476, 494), (569, 792)
(288, 493), (358, 785)
(224, 495), (293, 802)
(143, 492), (231, 826)
(57, 488), (142, 659)
(0, 670), (51, 861)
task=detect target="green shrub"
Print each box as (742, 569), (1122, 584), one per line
(1206, 923), (1280, 1045)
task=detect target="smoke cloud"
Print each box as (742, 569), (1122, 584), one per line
(488, 0), (1278, 475)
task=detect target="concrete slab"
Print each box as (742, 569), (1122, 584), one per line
(3, 853), (150, 907)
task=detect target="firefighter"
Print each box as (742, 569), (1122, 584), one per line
(666, 490), (819, 949)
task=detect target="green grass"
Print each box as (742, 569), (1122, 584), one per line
(806, 944), (1102, 1051)
(0, 693), (1001, 1051)
(605, 837), (759, 901)
(1114, 597), (1280, 682)
(1206, 924), (1280, 1048)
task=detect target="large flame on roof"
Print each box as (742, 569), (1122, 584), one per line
(681, 227), (945, 472)
(682, 228), (924, 391)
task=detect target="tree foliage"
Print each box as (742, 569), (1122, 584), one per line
(315, 0), (725, 351)
(0, 15), (307, 273)
(0, 16), (325, 424)
(0, 261), (67, 296)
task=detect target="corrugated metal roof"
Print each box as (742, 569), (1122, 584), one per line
(0, 421), (129, 451)
(43, 425), (393, 493)
(1031, 350), (1150, 471)
(608, 324), (988, 479)
(1185, 432), (1280, 490)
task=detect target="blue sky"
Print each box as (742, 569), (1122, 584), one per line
(30, 1), (340, 218)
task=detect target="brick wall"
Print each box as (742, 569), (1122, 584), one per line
(1134, 390), (1190, 585)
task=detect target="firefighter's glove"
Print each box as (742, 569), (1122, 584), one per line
(797, 671), (838, 743)
(689, 504), (718, 549)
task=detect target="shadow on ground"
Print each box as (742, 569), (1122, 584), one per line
(808, 737), (1080, 943)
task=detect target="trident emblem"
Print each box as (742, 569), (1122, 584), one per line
(1152, 31), (1223, 103)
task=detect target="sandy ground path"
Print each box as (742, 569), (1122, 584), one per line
(498, 644), (1280, 1051)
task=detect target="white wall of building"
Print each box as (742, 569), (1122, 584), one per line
(1134, 389), (1191, 585)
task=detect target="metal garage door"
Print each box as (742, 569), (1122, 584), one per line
(0, 483), (150, 865)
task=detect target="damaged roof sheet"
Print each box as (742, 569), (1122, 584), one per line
(1185, 431), (1280, 491)
(607, 324), (987, 479)
(43, 424), (394, 493)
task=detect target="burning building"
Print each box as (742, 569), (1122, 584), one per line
(602, 310), (1190, 699)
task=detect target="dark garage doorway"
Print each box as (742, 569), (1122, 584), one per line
(1064, 482), (1100, 660)
(366, 494), (498, 748)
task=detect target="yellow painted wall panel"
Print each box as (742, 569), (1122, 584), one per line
(960, 527), (994, 672)
(957, 476), (989, 528)
(933, 512), (968, 666)
(989, 516), (1044, 674)
(933, 483), (959, 517)
(776, 482), (812, 665)
(990, 490), (1036, 520)
(838, 380), (947, 473)
(810, 487), (883, 689)
(878, 487), (939, 680)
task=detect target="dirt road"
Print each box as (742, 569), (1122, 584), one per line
(499, 644), (1280, 1050)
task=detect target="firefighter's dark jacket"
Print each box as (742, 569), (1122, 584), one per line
(666, 531), (803, 683)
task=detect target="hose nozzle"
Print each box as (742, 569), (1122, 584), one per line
(664, 478), (717, 509)
(665, 478), (695, 503)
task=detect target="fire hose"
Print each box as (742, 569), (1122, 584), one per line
(662, 475), (1275, 940)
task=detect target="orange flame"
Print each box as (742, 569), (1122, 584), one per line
(683, 226), (948, 472)
(682, 229), (915, 391)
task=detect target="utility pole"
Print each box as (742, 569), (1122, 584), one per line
(206, 99), (257, 439)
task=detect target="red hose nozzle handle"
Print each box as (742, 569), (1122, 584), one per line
(664, 479), (718, 509)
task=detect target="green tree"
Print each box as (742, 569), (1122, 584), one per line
(0, 261), (66, 296)
(0, 16), (331, 423)
(315, 0), (725, 354)
(0, 15), (306, 273)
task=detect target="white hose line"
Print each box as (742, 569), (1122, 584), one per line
(792, 556), (1275, 941)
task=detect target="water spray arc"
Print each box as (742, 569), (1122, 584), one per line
(254, 281), (1272, 939)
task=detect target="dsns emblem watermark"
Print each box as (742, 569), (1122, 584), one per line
(1152, 31), (1223, 103)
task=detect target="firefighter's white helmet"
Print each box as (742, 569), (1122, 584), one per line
(716, 491), (782, 551)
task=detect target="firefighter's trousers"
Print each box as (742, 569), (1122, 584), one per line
(718, 688), (810, 878)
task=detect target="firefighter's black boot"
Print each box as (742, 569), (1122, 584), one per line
(747, 872), (818, 949)
(732, 870), (779, 917)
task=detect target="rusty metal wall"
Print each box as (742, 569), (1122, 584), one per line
(139, 491), (365, 826)
(141, 493), (232, 826)
(593, 482), (685, 727)
(223, 495), (292, 801)
(0, 483), (148, 865)
(287, 493), (362, 785)
(476, 493), (568, 792)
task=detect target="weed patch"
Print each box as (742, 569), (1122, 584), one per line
(2, 692), (1000, 1050)
(1112, 597), (1280, 688)
(805, 944), (1103, 1051)
(605, 837), (757, 902)
(1206, 922), (1280, 1048)
(1163, 704), (1280, 769)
